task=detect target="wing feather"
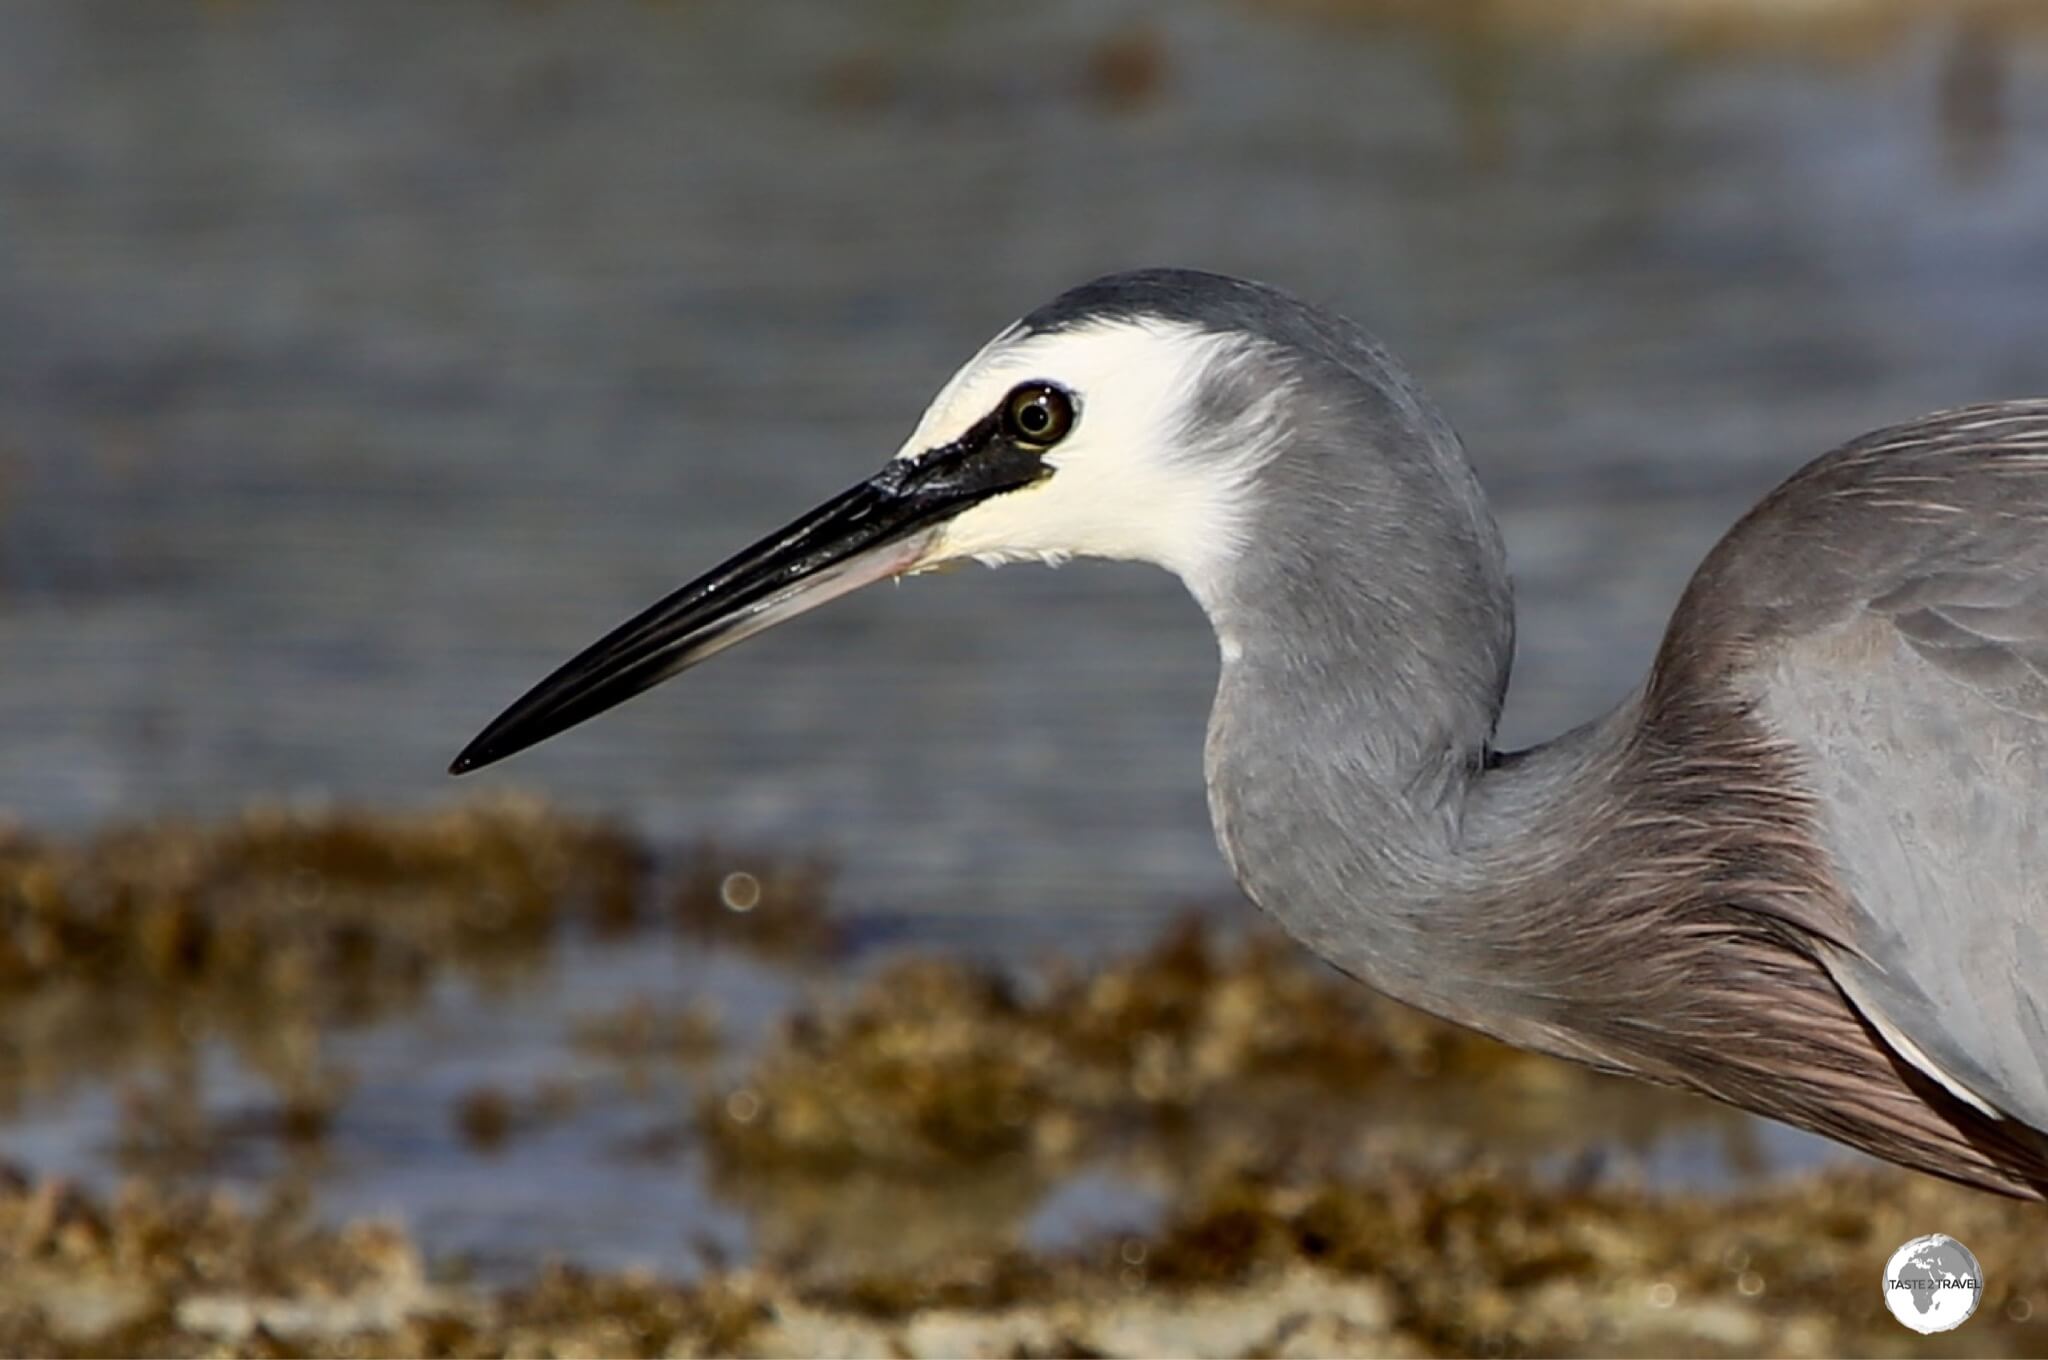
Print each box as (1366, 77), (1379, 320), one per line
(1707, 403), (2048, 1133)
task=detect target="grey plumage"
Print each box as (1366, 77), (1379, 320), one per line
(455, 268), (2048, 1199)
(1187, 300), (2048, 1197)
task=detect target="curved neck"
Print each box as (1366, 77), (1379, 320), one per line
(1202, 584), (1645, 1056)
(1196, 510), (2048, 1193)
(1172, 338), (1717, 1062)
(1186, 410), (1662, 1060)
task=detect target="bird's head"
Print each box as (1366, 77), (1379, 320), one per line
(887, 296), (1289, 583)
(451, 269), (1488, 773)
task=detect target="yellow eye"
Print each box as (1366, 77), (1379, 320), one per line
(1002, 383), (1076, 447)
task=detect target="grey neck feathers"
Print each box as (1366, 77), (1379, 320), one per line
(1191, 345), (1645, 1056)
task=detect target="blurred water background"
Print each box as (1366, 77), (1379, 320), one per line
(3, 0), (2048, 1283)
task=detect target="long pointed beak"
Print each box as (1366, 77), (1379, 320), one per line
(450, 415), (1043, 774)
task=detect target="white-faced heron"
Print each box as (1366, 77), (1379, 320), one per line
(454, 269), (2048, 1198)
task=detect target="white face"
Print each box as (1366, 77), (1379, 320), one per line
(451, 312), (1296, 773)
(893, 316), (1287, 594)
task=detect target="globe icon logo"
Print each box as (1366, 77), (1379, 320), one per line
(1882, 1234), (1982, 1333)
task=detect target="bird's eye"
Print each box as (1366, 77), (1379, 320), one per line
(1002, 383), (1076, 447)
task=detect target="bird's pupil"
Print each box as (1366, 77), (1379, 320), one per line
(1004, 383), (1071, 445)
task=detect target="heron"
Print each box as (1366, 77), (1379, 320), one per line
(453, 269), (2048, 1198)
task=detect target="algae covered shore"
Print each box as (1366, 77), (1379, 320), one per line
(1, 798), (2042, 1357)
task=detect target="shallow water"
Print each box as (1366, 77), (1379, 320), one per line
(0, 915), (1819, 1285)
(2, 0), (2045, 1278)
